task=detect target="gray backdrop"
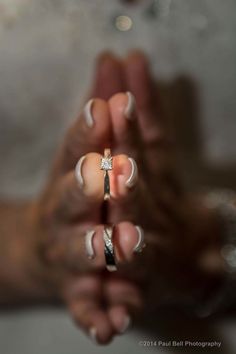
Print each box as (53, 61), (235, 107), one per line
(0, 0), (235, 353)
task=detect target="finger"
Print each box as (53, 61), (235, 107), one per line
(108, 305), (131, 334)
(52, 98), (111, 177)
(110, 154), (138, 200)
(124, 51), (165, 144)
(108, 153), (173, 236)
(107, 92), (170, 218)
(108, 153), (146, 225)
(53, 52), (125, 177)
(108, 153), (149, 225)
(105, 277), (143, 321)
(71, 300), (113, 345)
(66, 275), (115, 344)
(124, 51), (175, 185)
(108, 92), (141, 156)
(46, 153), (104, 223)
(47, 222), (146, 272)
(90, 52), (126, 100)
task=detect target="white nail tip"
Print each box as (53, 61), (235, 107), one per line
(84, 99), (94, 127)
(107, 265), (117, 272)
(85, 230), (96, 259)
(124, 92), (135, 120)
(119, 316), (131, 334)
(134, 226), (145, 253)
(75, 155), (86, 187)
(89, 327), (97, 343)
(126, 158), (138, 188)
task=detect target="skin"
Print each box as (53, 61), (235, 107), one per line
(0, 52), (224, 345)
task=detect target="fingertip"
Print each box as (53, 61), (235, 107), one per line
(83, 98), (111, 139)
(80, 152), (104, 201)
(92, 52), (125, 100)
(124, 51), (153, 111)
(71, 301), (114, 345)
(108, 306), (131, 334)
(57, 97), (111, 174)
(95, 51), (119, 67)
(125, 50), (150, 67)
(110, 154), (138, 198)
(97, 52), (122, 73)
(89, 312), (115, 345)
(108, 93), (136, 139)
(115, 221), (140, 262)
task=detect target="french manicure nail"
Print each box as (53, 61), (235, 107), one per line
(126, 157), (138, 188)
(83, 99), (94, 127)
(89, 326), (98, 343)
(119, 315), (131, 334)
(85, 230), (96, 259)
(124, 92), (135, 120)
(75, 155), (86, 187)
(133, 226), (145, 253)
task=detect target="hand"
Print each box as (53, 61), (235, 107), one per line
(30, 52), (222, 344)
(110, 51), (223, 302)
(31, 53), (145, 344)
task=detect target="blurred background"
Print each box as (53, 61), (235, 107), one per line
(0, 0), (235, 353)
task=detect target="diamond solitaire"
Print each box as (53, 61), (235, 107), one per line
(101, 149), (113, 200)
(101, 156), (113, 171)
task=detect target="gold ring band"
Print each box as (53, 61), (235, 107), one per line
(100, 148), (113, 200)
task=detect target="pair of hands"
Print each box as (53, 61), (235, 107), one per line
(30, 52), (222, 344)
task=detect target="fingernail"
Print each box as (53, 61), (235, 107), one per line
(89, 326), (98, 343)
(126, 157), (138, 188)
(75, 155), (86, 187)
(119, 315), (131, 334)
(83, 99), (94, 127)
(85, 230), (96, 259)
(124, 92), (135, 120)
(107, 265), (117, 272)
(133, 226), (145, 253)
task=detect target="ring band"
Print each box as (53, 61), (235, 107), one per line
(103, 225), (117, 272)
(100, 148), (113, 200)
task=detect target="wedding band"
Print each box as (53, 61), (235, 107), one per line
(103, 225), (117, 272)
(100, 148), (113, 200)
